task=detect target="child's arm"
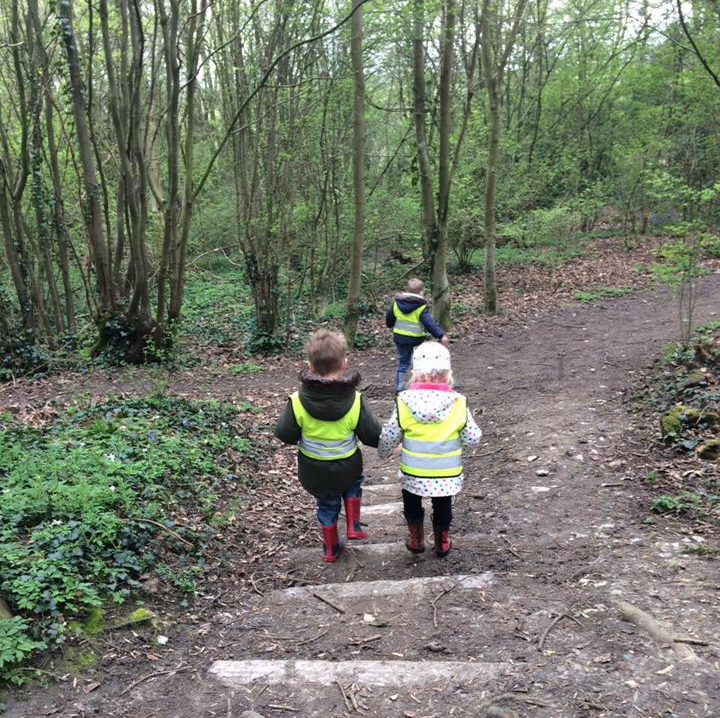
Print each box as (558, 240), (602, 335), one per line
(460, 409), (482, 446)
(419, 306), (446, 341)
(274, 399), (301, 445)
(385, 305), (396, 328)
(378, 406), (403, 459)
(356, 397), (382, 448)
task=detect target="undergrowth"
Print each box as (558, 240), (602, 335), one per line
(634, 324), (720, 531)
(0, 394), (261, 684)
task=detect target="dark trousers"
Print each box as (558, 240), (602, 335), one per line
(402, 489), (452, 527)
(394, 342), (416, 391)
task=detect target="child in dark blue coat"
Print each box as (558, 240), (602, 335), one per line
(386, 278), (447, 391)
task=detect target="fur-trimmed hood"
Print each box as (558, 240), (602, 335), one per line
(297, 367), (361, 421)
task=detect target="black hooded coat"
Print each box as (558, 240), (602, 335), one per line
(274, 368), (381, 497)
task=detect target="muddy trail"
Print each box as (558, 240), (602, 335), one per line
(3, 275), (720, 718)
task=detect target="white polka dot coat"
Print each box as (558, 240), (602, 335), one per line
(378, 387), (482, 497)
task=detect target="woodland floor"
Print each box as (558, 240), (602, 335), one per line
(2, 237), (720, 718)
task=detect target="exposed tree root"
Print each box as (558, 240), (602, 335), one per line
(614, 599), (699, 662)
(484, 708), (519, 718)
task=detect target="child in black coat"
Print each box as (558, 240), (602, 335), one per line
(275, 330), (381, 562)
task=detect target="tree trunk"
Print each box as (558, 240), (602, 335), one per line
(169, 0), (206, 326)
(482, 0), (500, 314)
(58, 0), (115, 316)
(344, 0), (366, 345)
(480, 0), (528, 315)
(432, 0), (456, 330)
(44, 97), (77, 333)
(156, 0), (181, 344)
(412, 0), (437, 261)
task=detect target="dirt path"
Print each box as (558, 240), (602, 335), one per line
(4, 276), (720, 717)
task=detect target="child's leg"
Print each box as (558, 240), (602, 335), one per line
(316, 494), (343, 562)
(395, 343), (413, 392)
(430, 496), (452, 527)
(316, 494), (342, 526)
(431, 496), (452, 557)
(342, 476), (363, 500)
(402, 489), (423, 522)
(402, 489), (425, 553)
(342, 476), (368, 540)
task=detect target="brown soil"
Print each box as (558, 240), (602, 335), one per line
(2, 272), (720, 718)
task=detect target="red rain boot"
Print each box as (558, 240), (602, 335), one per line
(343, 496), (369, 540)
(321, 523), (344, 563)
(433, 525), (452, 558)
(405, 519), (426, 554)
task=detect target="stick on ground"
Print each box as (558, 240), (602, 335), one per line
(311, 591), (346, 614)
(538, 613), (582, 652)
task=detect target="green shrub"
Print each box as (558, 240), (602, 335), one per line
(0, 618), (45, 679)
(0, 395), (252, 680)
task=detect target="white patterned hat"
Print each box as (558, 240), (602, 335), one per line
(412, 342), (451, 374)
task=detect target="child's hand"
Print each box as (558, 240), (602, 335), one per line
(440, 335), (449, 345)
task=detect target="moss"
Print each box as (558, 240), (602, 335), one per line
(128, 607), (155, 623)
(66, 647), (97, 670)
(83, 607), (105, 635)
(697, 438), (720, 460)
(660, 404), (701, 438)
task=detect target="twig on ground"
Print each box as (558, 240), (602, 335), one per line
(348, 683), (363, 713)
(538, 613), (582, 652)
(250, 574), (265, 596)
(497, 692), (553, 708)
(296, 628), (328, 646)
(119, 663), (189, 696)
(346, 547), (365, 568)
(502, 535), (520, 559)
(336, 681), (353, 712)
(431, 582), (460, 628)
(121, 517), (193, 547)
(673, 637), (711, 646)
(475, 444), (506, 457)
(266, 704), (299, 712)
(251, 683), (269, 708)
(284, 575), (319, 586)
(349, 634), (382, 645)
(311, 591), (346, 614)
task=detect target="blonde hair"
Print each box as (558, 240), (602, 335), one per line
(305, 329), (347, 376)
(409, 369), (454, 387)
(406, 277), (425, 295)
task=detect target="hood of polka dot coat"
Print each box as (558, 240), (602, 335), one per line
(396, 388), (461, 423)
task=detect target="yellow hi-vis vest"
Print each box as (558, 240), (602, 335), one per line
(397, 395), (467, 477)
(290, 391), (361, 461)
(392, 302), (426, 337)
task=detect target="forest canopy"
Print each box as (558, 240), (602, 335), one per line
(1, 0), (719, 371)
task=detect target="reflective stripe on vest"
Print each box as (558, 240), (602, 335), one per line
(392, 302), (426, 337)
(397, 395), (467, 478)
(290, 391), (361, 461)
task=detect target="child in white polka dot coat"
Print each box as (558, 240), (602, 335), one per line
(378, 341), (481, 557)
